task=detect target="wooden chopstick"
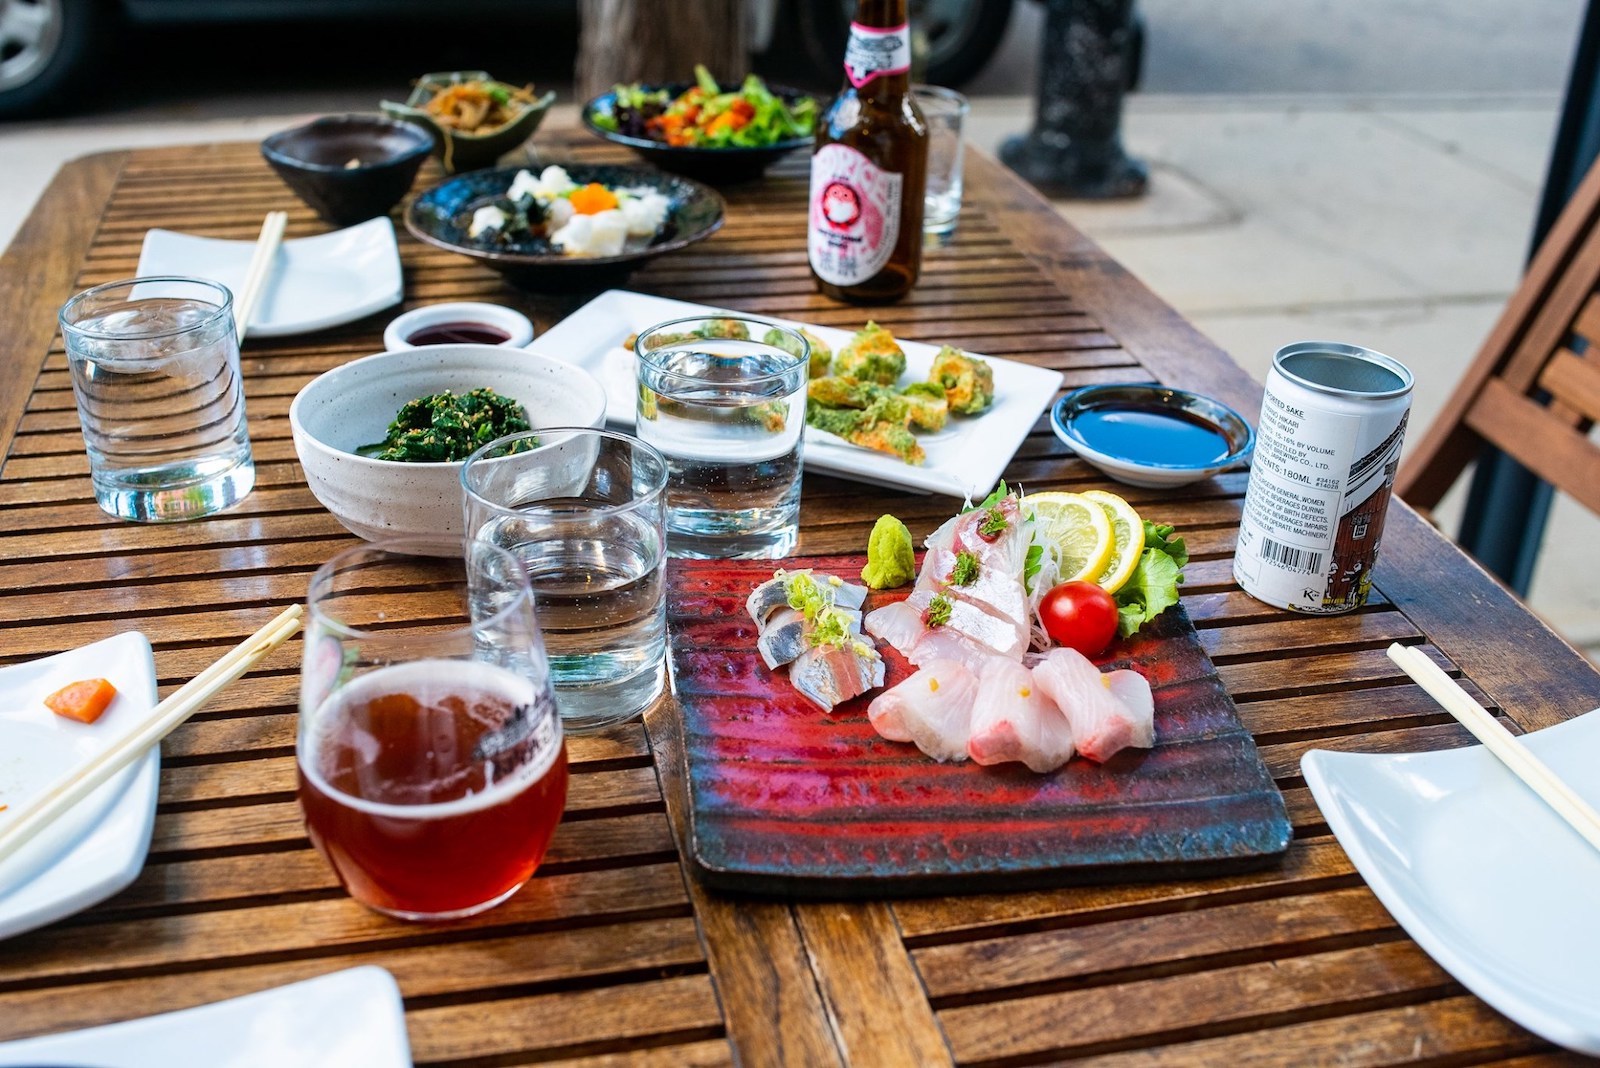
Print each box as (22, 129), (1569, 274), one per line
(1386, 642), (1600, 855)
(232, 210), (288, 343)
(0, 604), (304, 867)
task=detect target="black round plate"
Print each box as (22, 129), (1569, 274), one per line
(405, 164), (725, 292)
(581, 83), (815, 184)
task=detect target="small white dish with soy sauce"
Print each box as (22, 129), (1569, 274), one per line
(1050, 383), (1254, 488)
(383, 301), (535, 352)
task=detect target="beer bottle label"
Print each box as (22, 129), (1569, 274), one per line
(844, 21), (912, 88)
(809, 143), (904, 287)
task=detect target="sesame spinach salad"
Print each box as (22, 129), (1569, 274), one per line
(357, 388), (536, 463)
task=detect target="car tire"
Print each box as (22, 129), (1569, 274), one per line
(780, 0), (1015, 91)
(0, 0), (104, 120)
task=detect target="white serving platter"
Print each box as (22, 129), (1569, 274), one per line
(0, 966), (412, 1067)
(1303, 708), (1600, 1054)
(137, 217), (403, 338)
(0, 632), (161, 941)
(527, 289), (1065, 498)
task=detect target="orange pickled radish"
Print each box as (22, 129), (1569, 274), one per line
(44, 678), (118, 724)
(568, 183), (620, 215)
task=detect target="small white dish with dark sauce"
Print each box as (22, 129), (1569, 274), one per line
(1050, 383), (1254, 488)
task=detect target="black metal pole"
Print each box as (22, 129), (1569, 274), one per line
(1458, 0), (1600, 593)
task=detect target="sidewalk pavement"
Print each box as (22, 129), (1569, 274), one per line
(4, 90), (1595, 661)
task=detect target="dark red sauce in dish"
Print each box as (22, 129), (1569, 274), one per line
(407, 322), (513, 346)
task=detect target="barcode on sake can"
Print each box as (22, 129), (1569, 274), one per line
(1234, 342), (1413, 614)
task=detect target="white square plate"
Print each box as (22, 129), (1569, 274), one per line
(137, 218), (404, 338)
(1303, 709), (1600, 1054)
(527, 289), (1065, 498)
(0, 966), (412, 1067)
(0, 632), (160, 941)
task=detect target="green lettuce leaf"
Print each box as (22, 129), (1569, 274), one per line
(1112, 546), (1182, 639)
(1142, 520), (1189, 571)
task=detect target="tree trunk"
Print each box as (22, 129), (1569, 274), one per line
(576, 0), (749, 102)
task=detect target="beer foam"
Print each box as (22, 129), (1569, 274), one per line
(301, 659), (563, 820)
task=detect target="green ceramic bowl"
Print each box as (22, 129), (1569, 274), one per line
(381, 71), (557, 173)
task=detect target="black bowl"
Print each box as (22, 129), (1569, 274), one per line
(261, 114), (433, 226)
(404, 164), (725, 292)
(581, 83), (815, 184)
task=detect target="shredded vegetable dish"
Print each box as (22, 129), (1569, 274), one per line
(592, 65), (815, 148)
(422, 80), (541, 134)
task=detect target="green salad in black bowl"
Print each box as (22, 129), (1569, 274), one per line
(584, 66), (816, 184)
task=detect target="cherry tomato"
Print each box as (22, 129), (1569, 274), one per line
(1039, 580), (1119, 656)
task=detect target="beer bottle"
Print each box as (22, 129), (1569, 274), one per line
(808, 0), (928, 304)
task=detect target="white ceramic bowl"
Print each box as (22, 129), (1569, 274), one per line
(382, 302), (535, 351)
(289, 345), (607, 545)
(1049, 383), (1255, 489)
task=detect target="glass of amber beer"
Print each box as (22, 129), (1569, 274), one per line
(296, 538), (568, 921)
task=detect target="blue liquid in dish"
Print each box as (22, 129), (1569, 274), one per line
(1070, 405), (1233, 466)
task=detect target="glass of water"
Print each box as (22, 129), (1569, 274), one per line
(58, 276), (255, 522)
(460, 428), (670, 733)
(913, 85), (970, 244)
(634, 316), (808, 559)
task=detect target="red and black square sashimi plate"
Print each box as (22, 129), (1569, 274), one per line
(661, 555), (1291, 896)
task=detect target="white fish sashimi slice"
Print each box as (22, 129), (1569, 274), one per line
(1030, 648), (1156, 763)
(951, 497), (1029, 579)
(905, 588), (1026, 660)
(863, 600), (1013, 674)
(867, 658), (978, 762)
(1103, 669), (1156, 752)
(864, 600), (923, 652)
(967, 656), (1075, 773)
(924, 512), (960, 552)
(920, 542), (1030, 624)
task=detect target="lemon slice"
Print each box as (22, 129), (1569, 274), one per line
(1023, 491), (1115, 584)
(1084, 489), (1146, 593)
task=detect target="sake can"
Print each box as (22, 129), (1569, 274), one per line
(1233, 341), (1413, 614)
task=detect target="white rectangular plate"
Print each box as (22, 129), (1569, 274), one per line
(527, 289), (1065, 498)
(137, 217), (403, 338)
(1303, 709), (1600, 1054)
(0, 966), (412, 1067)
(0, 631), (160, 941)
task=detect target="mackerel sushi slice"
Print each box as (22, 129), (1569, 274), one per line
(757, 605), (863, 671)
(746, 569), (869, 629)
(789, 642), (885, 712)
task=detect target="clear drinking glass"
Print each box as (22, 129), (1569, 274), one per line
(58, 276), (255, 522)
(913, 85), (970, 243)
(460, 428), (670, 733)
(634, 316), (809, 559)
(297, 538), (567, 922)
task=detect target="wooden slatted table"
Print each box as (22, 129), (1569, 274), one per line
(2, 128), (1598, 1067)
